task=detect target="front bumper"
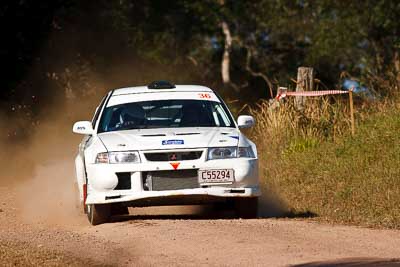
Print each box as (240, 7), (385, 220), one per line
(85, 152), (260, 206)
(86, 186), (260, 205)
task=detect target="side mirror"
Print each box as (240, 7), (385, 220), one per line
(73, 121), (94, 135)
(237, 115), (255, 129)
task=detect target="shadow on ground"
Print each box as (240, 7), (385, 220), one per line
(281, 209), (318, 219)
(111, 205), (237, 222)
(292, 258), (400, 267)
(109, 203), (318, 222)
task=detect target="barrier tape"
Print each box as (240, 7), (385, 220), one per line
(276, 88), (349, 100)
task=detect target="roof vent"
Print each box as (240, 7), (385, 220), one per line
(147, 80), (176, 89)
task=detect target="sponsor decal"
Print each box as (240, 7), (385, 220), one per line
(229, 136), (239, 140)
(170, 162), (180, 170)
(162, 139), (184, 145)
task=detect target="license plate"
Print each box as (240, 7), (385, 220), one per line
(198, 169), (234, 184)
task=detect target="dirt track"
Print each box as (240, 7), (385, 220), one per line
(1, 186), (400, 266)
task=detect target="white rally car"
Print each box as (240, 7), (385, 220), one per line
(73, 81), (260, 225)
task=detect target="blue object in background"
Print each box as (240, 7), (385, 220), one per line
(343, 79), (374, 99)
(343, 79), (367, 93)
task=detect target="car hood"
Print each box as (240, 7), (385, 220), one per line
(98, 127), (240, 151)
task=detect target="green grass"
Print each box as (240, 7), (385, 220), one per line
(254, 100), (400, 228)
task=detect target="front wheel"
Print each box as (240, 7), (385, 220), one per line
(87, 204), (111, 225)
(234, 197), (258, 219)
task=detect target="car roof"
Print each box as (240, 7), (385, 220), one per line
(112, 85), (213, 96)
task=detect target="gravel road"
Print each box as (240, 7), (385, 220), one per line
(0, 186), (400, 267)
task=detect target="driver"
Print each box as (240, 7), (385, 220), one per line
(115, 103), (146, 129)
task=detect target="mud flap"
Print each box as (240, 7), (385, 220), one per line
(83, 184), (88, 214)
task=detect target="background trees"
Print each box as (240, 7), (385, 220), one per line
(1, 0), (399, 123)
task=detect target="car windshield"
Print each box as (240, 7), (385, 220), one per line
(98, 99), (235, 133)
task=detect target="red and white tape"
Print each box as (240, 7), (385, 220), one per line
(276, 88), (349, 100)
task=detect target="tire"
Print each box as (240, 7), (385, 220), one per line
(234, 197), (258, 219)
(87, 204), (111, 225)
(110, 204), (129, 216)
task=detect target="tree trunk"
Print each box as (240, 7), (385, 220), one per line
(221, 21), (232, 85)
(394, 51), (400, 90)
(295, 67), (314, 109)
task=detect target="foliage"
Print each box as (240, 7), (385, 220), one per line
(2, 1), (400, 112)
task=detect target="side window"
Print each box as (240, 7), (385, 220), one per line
(214, 104), (232, 127)
(92, 94), (108, 128)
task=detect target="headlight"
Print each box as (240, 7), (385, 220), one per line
(95, 151), (141, 164)
(207, 147), (237, 160)
(207, 146), (255, 160)
(238, 146), (255, 158)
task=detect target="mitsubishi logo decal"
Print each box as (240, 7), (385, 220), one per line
(169, 153), (177, 161)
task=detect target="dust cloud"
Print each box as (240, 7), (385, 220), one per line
(0, 94), (104, 225)
(258, 188), (289, 218)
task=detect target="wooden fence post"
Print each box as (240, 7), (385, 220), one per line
(295, 67), (314, 109)
(349, 89), (355, 136)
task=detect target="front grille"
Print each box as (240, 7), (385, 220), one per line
(143, 170), (199, 191)
(144, 151), (202, 161)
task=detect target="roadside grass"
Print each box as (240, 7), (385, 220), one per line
(250, 97), (400, 228)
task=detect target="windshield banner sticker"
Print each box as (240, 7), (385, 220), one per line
(162, 139), (185, 145)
